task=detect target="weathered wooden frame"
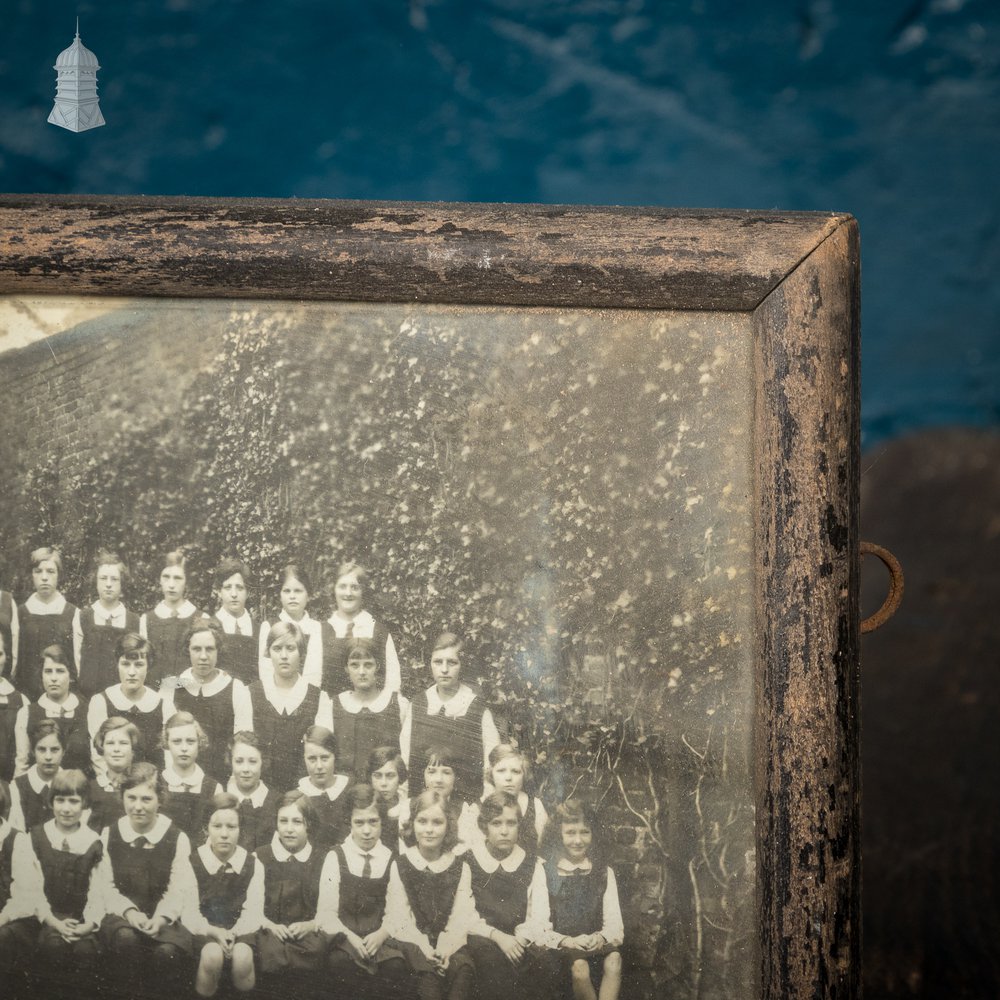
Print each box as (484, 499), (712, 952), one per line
(0, 195), (860, 1000)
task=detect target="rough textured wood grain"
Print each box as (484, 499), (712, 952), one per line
(0, 195), (849, 310)
(0, 196), (861, 999)
(753, 219), (861, 1000)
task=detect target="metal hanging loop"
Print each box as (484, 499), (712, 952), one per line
(860, 541), (904, 633)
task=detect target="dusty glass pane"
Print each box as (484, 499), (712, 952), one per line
(0, 297), (756, 999)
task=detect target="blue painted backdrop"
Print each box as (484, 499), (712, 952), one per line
(3, 1), (998, 445)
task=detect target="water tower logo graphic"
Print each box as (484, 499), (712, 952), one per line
(48, 20), (105, 132)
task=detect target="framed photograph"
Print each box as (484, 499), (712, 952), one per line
(0, 195), (859, 1000)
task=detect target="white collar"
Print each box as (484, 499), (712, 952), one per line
(118, 813), (172, 845)
(402, 844), (460, 873)
(153, 600), (198, 619)
(278, 610), (317, 631)
(90, 601), (127, 623)
(214, 608), (253, 634)
(425, 684), (476, 716)
(226, 778), (270, 808)
(326, 609), (374, 635)
(261, 672), (309, 711)
(43, 818), (101, 852)
(556, 857), (593, 874)
(341, 836), (391, 864)
(104, 684), (160, 712)
(163, 763), (208, 790)
(95, 768), (128, 792)
(0, 677), (17, 696)
(198, 842), (249, 874)
(270, 833), (313, 862)
(471, 842), (527, 873)
(176, 667), (232, 697)
(26, 766), (54, 794)
(337, 687), (393, 713)
(37, 692), (81, 715)
(297, 773), (349, 801)
(25, 593), (67, 615)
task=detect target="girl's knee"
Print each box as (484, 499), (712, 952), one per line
(571, 959), (592, 982)
(200, 942), (225, 969)
(604, 952), (622, 974)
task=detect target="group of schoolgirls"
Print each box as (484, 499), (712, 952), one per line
(0, 546), (624, 1000)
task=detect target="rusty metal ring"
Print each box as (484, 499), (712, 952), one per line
(860, 541), (904, 633)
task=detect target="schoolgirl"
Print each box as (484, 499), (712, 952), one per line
(15, 547), (78, 701)
(226, 731), (280, 852)
(384, 788), (477, 1000)
(159, 711), (223, 840)
(415, 745), (472, 854)
(183, 792), (264, 996)
(460, 743), (548, 854)
(402, 632), (501, 804)
(86, 632), (168, 772)
(8, 718), (63, 831)
(257, 564), (323, 688)
(332, 637), (410, 781)
(254, 790), (334, 990)
(0, 782), (34, 975)
(0, 633), (27, 783)
(296, 725), (351, 851)
(321, 562), (402, 694)
(0, 577), (18, 680)
(72, 550), (140, 699)
(542, 799), (623, 1000)
(465, 792), (556, 1000)
(94, 762), (195, 995)
(88, 717), (140, 832)
(162, 618), (252, 782)
(210, 558), (259, 687)
(367, 745), (407, 853)
(139, 550), (205, 686)
(320, 783), (408, 999)
(247, 621), (334, 793)
(14, 643), (90, 775)
(10, 769), (103, 977)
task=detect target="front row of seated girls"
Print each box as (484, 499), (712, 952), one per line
(0, 756), (623, 1000)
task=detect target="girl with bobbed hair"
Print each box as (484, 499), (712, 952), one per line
(15, 546), (78, 701)
(321, 560), (402, 694)
(139, 550), (205, 686)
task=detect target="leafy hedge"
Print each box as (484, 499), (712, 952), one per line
(1, 302), (756, 998)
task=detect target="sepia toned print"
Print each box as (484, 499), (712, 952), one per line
(0, 295), (756, 998)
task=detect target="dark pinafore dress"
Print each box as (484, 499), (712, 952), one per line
(247, 681), (320, 793)
(160, 778), (218, 841)
(303, 785), (350, 852)
(143, 608), (204, 689)
(14, 772), (53, 830)
(16, 600), (77, 702)
(468, 850), (534, 936)
(520, 797), (541, 855)
(408, 689), (485, 804)
(0, 825), (37, 965)
(0, 684), (26, 783)
(95, 689), (164, 764)
(235, 786), (280, 852)
(87, 776), (126, 832)
(546, 862), (617, 964)
(330, 845), (404, 973)
(319, 619), (392, 695)
(172, 677), (236, 783)
(190, 847), (256, 948)
(25, 699), (92, 775)
(254, 844), (329, 971)
(31, 825), (103, 957)
(99, 821), (192, 952)
(213, 617), (260, 688)
(332, 692), (403, 781)
(77, 608), (141, 698)
(394, 853), (464, 973)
